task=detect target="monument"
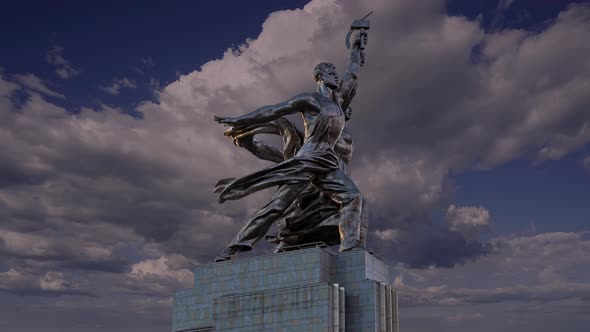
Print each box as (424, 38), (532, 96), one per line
(173, 245), (399, 331)
(173, 13), (400, 331)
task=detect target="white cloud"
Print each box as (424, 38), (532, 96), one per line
(40, 271), (70, 291)
(13, 73), (65, 98)
(46, 45), (80, 79)
(0, 75), (19, 96)
(480, 5), (590, 166)
(127, 254), (193, 295)
(375, 228), (400, 241)
(358, 153), (448, 213)
(446, 205), (491, 240)
(100, 77), (137, 95)
(130, 255), (191, 281)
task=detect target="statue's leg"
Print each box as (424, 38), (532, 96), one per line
(225, 181), (309, 252)
(314, 169), (364, 252)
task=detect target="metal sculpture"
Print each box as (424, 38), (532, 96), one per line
(213, 20), (370, 261)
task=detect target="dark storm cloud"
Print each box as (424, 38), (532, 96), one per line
(371, 213), (491, 268)
(0, 159), (49, 188)
(0, 226), (132, 273)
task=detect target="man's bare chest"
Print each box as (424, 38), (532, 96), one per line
(316, 95), (343, 118)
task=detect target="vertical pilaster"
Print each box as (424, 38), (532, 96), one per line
(393, 288), (400, 332)
(333, 283), (340, 332)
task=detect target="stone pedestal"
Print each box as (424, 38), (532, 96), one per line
(172, 246), (399, 331)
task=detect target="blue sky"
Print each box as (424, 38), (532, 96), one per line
(1, 1), (309, 111)
(445, 0), (590, 237)
(0, 1), (589, 331)
(453, 149), (590, 235)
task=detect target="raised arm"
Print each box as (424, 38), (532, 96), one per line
(214, 93), (318, 127)
(338, 31), (367, 111)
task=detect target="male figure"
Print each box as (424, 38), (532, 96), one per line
(214, 31), (367, 261)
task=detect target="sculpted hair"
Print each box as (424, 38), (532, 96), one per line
(313, 62), (336, 82)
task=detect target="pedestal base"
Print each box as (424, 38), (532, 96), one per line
(173, 246), (398, 331)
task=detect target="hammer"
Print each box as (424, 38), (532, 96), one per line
(345, 11), (372, 50)
(345, 11), (372, 66)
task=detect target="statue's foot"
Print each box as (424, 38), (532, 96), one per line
(214, 247), (239, 262)
(339, 240), (363, 252)
(341, 245), (363, 252)
(264, 235), (280, 244)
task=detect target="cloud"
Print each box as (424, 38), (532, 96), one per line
(1, 0), (588, 281)
(0, 73), (19, 96)
(498, 0), (515, 10)
(141, 57), (155, 67)
(46, 45), (80, 79)
(447, 312), (484, 322)
(582, 156), (590, 171)
(0, 227), (132, 273)
(392, 230), (590, 331)
(402, 282), (590, 307)
(480, 5), (590, 165)
(395, 231), (590, 306)
(374, 221), (491, 268)
(0, 268), (90, 296)
(445, 205), (490, 241)
(1, 1), (590, 331)
(100, 77), (137, 95)
(375, 228), (399, 241)
(488, 0), (517, 30)
(126, 254), (193, 296)
(13, 73), (65, 98)
(1, 0), (588, 277)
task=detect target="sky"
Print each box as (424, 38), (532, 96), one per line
(0, 0), (589, 331)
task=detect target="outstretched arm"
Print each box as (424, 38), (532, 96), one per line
(214, 93), (318, 127)
(338, 31), (367, 111)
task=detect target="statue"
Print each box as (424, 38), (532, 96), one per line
(213, 19), (370, 261)
(216, 107), (369, 253)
